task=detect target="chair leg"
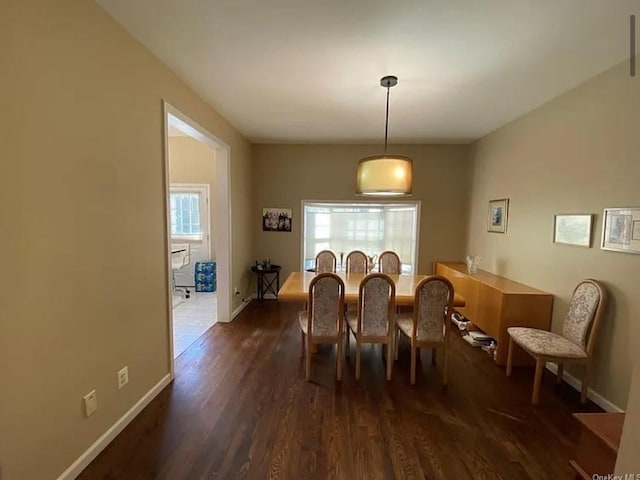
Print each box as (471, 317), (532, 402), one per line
(431, 348), (437, 366)
(394, 327), (400, 361)
(305, 341), (312, 382)
(355, 340), (361, 380)
(410, 342), (417, 385)
(386, 341), (392, 381)
(506, 337), (514, 377)
(556, 363), (564, 385)
(532, 358), (545, 405)
(581, 362), (592, 404)
(345, 329), (350, 358)
(442, 345), (448, 387)
(300, 331), (305, 358)
(337, 339), (343, 382)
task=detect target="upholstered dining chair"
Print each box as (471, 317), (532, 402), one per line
(378, 250), (401, 274)
(506, 279), (607, 405)
(298, 273), (345, 382)
(345, 273), (396, 380)
(315, 250), (337, 273)
(395, 276), (454, 385)
(345, 250), (369, 274)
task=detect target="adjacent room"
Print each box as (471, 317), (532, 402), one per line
(1, 1), (639, 480)
(167, 113), (219, 358)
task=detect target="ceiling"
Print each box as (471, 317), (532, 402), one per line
(96, 0), (638, 143)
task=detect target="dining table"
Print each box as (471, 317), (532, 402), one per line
(278, 271), (466, 307)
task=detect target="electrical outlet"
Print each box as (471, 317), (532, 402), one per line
(117, 366), (129, 389)
(83, 390), (97, 417)
(234, 287), (240, 296)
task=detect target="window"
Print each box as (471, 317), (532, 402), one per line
(170, 185), (207, 241)
(302, 201), (420, 273)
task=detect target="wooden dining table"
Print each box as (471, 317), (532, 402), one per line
(278, 271), (466, 307)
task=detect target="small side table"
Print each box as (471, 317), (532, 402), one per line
(251, 265), (281, 300)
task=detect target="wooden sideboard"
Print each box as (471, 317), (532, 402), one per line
(435, 262), (554, 366)
(570, 413), (625, 479)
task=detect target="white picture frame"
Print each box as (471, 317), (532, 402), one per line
(601, 207), (640, 254)
(553, 214), (594, 248)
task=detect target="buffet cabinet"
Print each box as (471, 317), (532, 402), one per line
(435, 262), (554, 366)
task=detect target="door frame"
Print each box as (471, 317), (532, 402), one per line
(162, 101), (232, 378)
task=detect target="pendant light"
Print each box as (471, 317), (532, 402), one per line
(356, 75), (413, 196)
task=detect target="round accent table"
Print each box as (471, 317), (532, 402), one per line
(251, 265), (281, 300)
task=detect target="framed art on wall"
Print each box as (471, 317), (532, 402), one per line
(601, 207), (640, 254)
(553, 214), (594, 247)
(262, 208), (292, 232)
(487, 198), (509, 233)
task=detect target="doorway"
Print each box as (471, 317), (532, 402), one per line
(163, 102), (231, 373)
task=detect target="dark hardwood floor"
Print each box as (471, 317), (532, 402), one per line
(79, 301), (601, 480)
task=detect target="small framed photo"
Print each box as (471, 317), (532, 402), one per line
(601, 207), (640, 254)
(262, 208), (292, 232)
(487, 198), (509, 233)
(553, 214), (594, 247)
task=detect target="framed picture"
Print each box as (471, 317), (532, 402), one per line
(553, 214), (594, 247)
(487, 198), (509, 233)
(601, 207), (640, 254)
(262, 208), (292, 232)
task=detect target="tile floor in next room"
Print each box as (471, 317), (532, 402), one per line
(172, 290), (217, 358)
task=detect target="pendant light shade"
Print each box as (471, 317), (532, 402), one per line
(355, 155), (413, 196)
(356, 75), (413, 197)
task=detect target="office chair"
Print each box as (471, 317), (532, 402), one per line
(171, 244), (191, 299)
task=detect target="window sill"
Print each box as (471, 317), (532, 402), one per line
(171, 235), (204, 242)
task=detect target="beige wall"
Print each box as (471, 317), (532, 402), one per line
(0, 1), (252, 479)
(252, 144), (471, 282)
(466, 59), (640, 409)
(168, 135), (217, 259)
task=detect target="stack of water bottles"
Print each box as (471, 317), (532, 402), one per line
(195, 261), (217, 292)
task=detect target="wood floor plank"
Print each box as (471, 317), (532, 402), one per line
(78, 301), (602, 480)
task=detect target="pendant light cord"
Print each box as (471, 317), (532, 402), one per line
(384, 85), (390, 154)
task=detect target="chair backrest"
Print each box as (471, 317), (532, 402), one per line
(315, 250), (337, 273)
(182, 244), (190, 267)
(346, 250), (368, 273)
(378, 250), (401, 274)
(356, 273), (395, 337)
(308, 273), (345, 338)
(171, 244), (190, 269)
(562, 279), (607, 354)
(412, 276), (454, 342)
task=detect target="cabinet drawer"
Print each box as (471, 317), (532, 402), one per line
(475, 284), (501, 340)
(437, 264), (479, 321)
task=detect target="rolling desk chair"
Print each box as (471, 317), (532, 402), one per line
(171, 244), (191, 299)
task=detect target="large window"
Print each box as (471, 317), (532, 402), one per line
(170, 185), (207, 241)
(302, 201), (420, 273)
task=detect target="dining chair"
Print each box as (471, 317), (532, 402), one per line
(378, 250), (401, 274)
(506, 279), (607, 404)
(315, 250), (337, 273)
(298, 273), (345, 381)
(395, 276), (454, 385)
(346, 250), (368, 273)
(345, 273), (396, 380)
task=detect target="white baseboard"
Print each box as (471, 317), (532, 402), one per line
(56, 373), (172, 480)
(545, 363), (623, 413)
(231, 297), (252, 319)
